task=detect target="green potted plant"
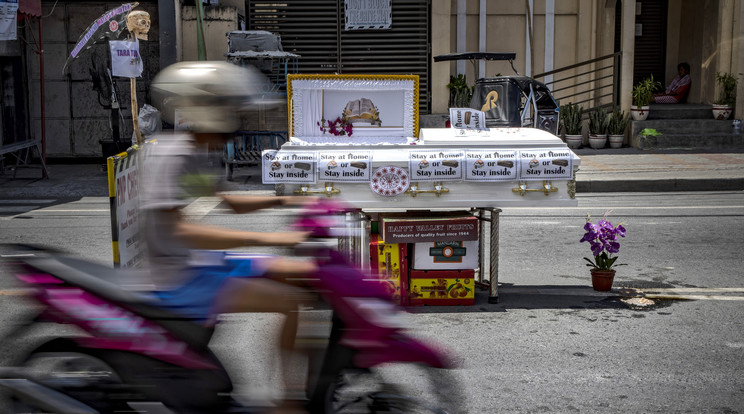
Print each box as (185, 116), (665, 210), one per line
(447, 74), (474, 108)
(636, 128), (662, 148)
(712, 72), (738, 120)
(607, 108), (630, 148)
(631, 75), (662, 120)
(559, 102), (583, 149)
(580, 213), (627, 291)
(588, 107), (609, 149)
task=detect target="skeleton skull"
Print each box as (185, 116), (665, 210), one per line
(126, 11), (151, 41)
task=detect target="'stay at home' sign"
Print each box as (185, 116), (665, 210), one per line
(262, 150), (316, 184)
(317, 151), (372, 182)
(518, 148), (573, 181)
(409, 150), (464, 181)
(260, 147), (575, 183)
(464, 150), (517, 181)
(449, 108), (486, 130)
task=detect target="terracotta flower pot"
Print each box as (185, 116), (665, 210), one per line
(590, 269), (616, 291)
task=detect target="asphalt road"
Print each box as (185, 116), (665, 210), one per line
(1, 192), (743, 413)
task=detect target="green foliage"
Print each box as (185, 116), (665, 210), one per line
(447, 74), (474, 108)
(588, 107), (609, 135)
(607, 108), (630, 135)
(559, 102), (584, 135)
(715, 72), (738, 106)
(632, 75), (662, 107)
(639, 128), (662, 137)
(584, 254), (623, 270)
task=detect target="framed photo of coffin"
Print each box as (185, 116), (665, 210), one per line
(287, 74), (419, 145)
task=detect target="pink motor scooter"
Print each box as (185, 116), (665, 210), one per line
(0, 199), (462, 413)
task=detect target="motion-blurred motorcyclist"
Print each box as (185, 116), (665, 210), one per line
(145, 61), (314, 413)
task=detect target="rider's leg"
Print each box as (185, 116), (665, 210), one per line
(210, 275), (313, 340)
(209, 257), (317, 409)
(208, 256), (316, 317)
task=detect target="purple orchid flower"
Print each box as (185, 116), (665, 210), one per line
(616, 224), (626, 237)
(581, 214), (627, 270)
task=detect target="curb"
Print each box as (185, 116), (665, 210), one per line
(577, 178), (744, 193)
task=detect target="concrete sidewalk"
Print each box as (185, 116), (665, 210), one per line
(573, 147), (744, 192)
(2, 148), (744, 198)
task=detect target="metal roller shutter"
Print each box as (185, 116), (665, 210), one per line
(248, 0), (431, 113)
(632, 0), (668, 85)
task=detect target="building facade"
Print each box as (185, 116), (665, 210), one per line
(2, 0), (742, 159)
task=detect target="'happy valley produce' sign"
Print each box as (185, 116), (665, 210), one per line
(381, 215), (479, 243)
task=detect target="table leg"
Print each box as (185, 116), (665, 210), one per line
(488, 208), (501, 303)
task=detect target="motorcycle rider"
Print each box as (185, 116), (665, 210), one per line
(144, 61), (314, 412)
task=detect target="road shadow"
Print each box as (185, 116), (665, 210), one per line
(0, 196), (94, 218)
(403, 284), (670, 313)
(1, 162), (109, 200)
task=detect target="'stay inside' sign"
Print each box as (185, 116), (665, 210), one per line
(518, 149), (573, 181)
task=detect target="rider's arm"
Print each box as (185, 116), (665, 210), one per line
(219, 194), (312, 214)
(166, 209), (308, 249)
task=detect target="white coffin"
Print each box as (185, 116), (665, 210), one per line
(263, 127), (580, 210)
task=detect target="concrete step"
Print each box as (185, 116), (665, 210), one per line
(647, 103), (714, 120)
(631, 119), (736, 135)
(631, 132), (744, 150)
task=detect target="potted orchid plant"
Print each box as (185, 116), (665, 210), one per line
(580, 213), (627, 291)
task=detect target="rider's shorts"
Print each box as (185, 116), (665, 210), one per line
(153, 253), (271, 321)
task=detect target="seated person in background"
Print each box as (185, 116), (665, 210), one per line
(654, 62), (691, 103)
